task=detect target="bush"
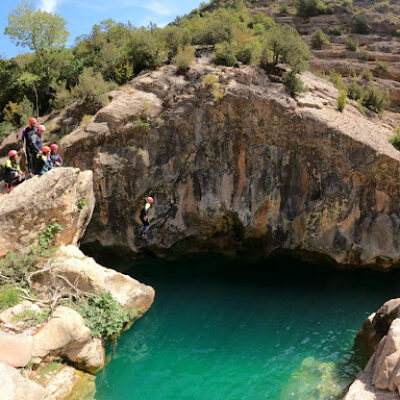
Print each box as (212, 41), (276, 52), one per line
(361, 86), (389, 113)
(17, 96), (34, 127)
(284, 71), (307, 96)
(74, 292), (130, 339)
(349, 66), (356, 78)
(173, 45), (195, 73)
(311, 29), (329, 49)
(389, 126), (400, 150)
(358, 51), (370, 61)
(212, 42), (237, 66)
(0, 121), (15, 142)
(327, 26), (343, 36)
(236, 37), (262, 65)
(202, 74), (219, 86)
(13, 309), (50, 326)
(346, 38), (358, 51)
(342, 0), (353, 13)
(0, 287), (20, 310)
(375, 0), (390, 13)
(353, 14), (370, 34)
(375, 60), (389, 72)
(73, 68), (116, 106)
(337, 90), (347, 112)
(295, 0), (327, 18)
(361, 69), (373, 81)
(347, 80), (362, 100)
(329, 71), (343, 89)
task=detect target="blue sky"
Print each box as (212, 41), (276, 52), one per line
(0, 0), (203, 58)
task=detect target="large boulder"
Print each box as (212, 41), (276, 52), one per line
(0, 333), (33, 368)
(0, 362), (51, 400)
(0, 167), (94, 257)
(50, 245), (155, 320)
(32, 306), (104, 372)
(61, 64), (400, 269)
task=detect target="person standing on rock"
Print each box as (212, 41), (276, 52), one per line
(28, 125), (46, 174)
(48, 144), (63, 167)
(4, 150), (25, 191)
(21, 117), (37, 173)
(140, 197), (154, 239)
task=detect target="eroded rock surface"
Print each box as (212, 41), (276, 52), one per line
(0, 167), (94, 257)
(50, 245), (155, 319)
(61, 64), (400, 269)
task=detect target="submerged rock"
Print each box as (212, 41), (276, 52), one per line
(61, 64), (400, 269)
(280, 357), (351, 400)
(0, 167), (94, 257)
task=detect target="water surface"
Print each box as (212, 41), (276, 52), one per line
(92, 254), (400, 400)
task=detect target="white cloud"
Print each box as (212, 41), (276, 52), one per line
(141, 1), (172, 16)
(39, 0), (63, 13)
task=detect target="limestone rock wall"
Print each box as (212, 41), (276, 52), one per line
(61, 64), (400, 269)
(0, 167), (95, 257)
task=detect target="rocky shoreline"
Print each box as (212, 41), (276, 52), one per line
(0, 168), (154, 399)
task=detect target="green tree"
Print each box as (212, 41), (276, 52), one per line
(262, 24), (310, 72)
(311, 29), (329, 49)
(4, 2), (69, 56)
(17, 72), (40, 116)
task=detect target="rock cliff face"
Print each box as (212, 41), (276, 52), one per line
(61, 63), (400, 269)
(0, 167), (95, 257)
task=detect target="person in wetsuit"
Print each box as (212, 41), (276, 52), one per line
(36, 146), (52, 175)
(21, 118), (37, 173)
(140, 197), (154, 238)
(28, 125), (45, 174)
(4, 150), (25, 191)
(48, 144), (63, 167)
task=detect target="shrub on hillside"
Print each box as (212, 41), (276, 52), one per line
(295, 0), (327, 18)
(327, 26), (343, 36)
(311, 29), (330, 49)
(389, 125), (400, 150)
(342, 0), (353, 13)
(236, 37), (262, 65)
(329, 71), (343, 89)
(173, 45), (195, 73)
(353, 14), (370, 34)
(0, 121), (15, 142)
(347, 80), (362, 100)
(375, 60), (389, 72)
(346, 38), (358, 51)
(212, 41), (237, 66)
(361, 69), (373, 81)
(361, 85), (389, 113)
(349, 66), (356, 78)
(336, 90), (347, 112)
(284, 71), (307, 96)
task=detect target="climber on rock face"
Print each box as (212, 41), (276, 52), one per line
(36, 146), (52, 175)
(48, 144), (63, 167)
(140, 197), (154, 239)
(21, 117), (37, 173)
(5, 150), (25, 191)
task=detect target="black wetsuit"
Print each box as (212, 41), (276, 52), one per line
(22, 126), (36, 173)
(28, 132), (43, 174)
(140, 202), (151, 235)
(5, 159), (25, 188)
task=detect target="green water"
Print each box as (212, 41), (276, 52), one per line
(92, 254), (400, 400)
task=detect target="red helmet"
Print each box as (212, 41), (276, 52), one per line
(29, 118), (37, 127)
(41, 146), (51, 153)
(8, 150), (18, 158)
(50, 144), (58, 151)
(146, 197), (154, 203)
(37, 125), (46, 132)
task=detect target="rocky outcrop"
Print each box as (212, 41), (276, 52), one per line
(345, 302), (400, 400)
(32, 306), (104, 372)
(0, 362), (51, 400)
(0, 167), (95, 257)
(49, 245), (155, 319)
(61, 63), (400, 269)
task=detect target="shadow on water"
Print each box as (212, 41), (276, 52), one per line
(83, 248), (400, 400)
